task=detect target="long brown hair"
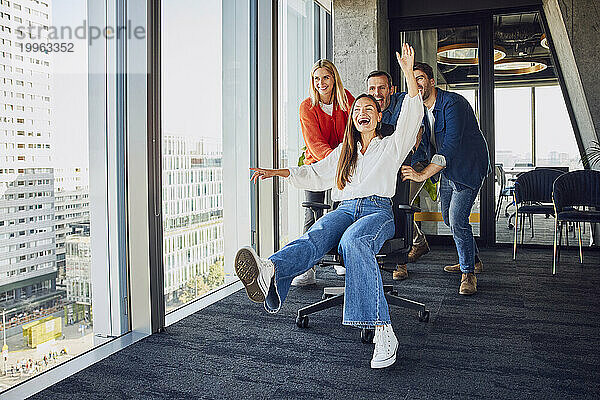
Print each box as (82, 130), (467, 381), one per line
(309, 59), (350, 112)
(335, 94), (382, 190)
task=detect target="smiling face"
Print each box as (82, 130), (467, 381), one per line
(413, 69), (435, 101)
(313, 67), (334, 103)
(352, 96), (381, 133)
(367, 75), (391, 111)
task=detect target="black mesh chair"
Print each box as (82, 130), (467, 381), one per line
(513, 168), (565, 259)
(296, 159), (430, 343)
(552, 170), (600, 274)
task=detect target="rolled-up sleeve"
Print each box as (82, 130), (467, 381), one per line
(285, 145), (340, 191)
(431, 154), (447, 167)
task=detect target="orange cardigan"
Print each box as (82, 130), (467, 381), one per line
(299, 89), (355, 165)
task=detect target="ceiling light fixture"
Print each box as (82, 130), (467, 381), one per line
(540, 33), (549, 49)
(494, 58), (548, 75)
(437, 43), (507, 65)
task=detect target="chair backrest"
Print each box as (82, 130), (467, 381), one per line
(514, 168), (565, 204)
(536, 166), (569, 173)
(390, 154), (412, 239)
(552, 170), (600, 213)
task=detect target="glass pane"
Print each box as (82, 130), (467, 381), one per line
(0, 0), (107, 391)
(493, 12), (586, 244)
(495, 87), (533, 168)
(277, 0), (313, 248)
(399, 26), (481, 238)
(535, 86), (581, 170)
(161, 0), (251, 312)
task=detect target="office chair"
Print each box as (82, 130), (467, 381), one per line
(495, 164), (513, 221)
(295, 158), (430, 343)
(552, 170), (600, 274)
(512, 168), (565, 259)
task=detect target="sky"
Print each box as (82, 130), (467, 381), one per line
(161, 0), (222, 141)
(50, 0), (223, 169)
(495, 85), (579, 161)
(51, 0), (89, 168)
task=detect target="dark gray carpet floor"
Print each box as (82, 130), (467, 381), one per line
(29, 245), (600, 400)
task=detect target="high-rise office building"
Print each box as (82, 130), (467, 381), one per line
(54, 167), (89, 284)
(162, 135), (224, 308)
(0, 0), (58, 318)
(65, 222), (91, 305)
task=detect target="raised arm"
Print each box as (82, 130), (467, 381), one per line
(390, 44), (424, 162)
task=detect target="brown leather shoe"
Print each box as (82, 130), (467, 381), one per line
(443, 260), (483, 274)
(392, 264), (408, 280)
(459, 273), (477, 295)
(407, 241), (430, 263)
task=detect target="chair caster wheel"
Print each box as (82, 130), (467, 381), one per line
(418, 310), (430, 322)
(508, 224), (514, 230)
(361, 328), (375, 343)
(296, 315), (309, 328)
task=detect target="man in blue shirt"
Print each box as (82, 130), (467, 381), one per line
(401, 62), (491, 295)
(367, 70), (430, 281)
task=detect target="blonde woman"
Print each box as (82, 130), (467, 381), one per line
(235, 44), (423, 368)
(293, 59), (354, 286)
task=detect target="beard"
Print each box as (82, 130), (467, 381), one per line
(375, 97), (389, 110)
(420, 86), (432, 101)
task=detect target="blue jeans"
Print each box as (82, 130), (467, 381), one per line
(267, 196), (395, 328)
(439, 175), (480, 273)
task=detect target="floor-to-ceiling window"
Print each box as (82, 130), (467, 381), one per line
(1, 0), (129, 392)
(277, 0), (330, 248)
(161, 0), (252, 313)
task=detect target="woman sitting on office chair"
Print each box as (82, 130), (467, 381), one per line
(235, 44), (423, 369)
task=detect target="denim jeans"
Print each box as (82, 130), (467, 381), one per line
(439, 175), (480, 273)
(267, 196), (395, 327)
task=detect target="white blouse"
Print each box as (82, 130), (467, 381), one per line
(286, 92), (424, 201)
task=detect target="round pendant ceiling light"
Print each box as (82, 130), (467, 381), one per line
(437, 43), (507, 65)
(540, 33), (549, 49)
(494, 58), (548, 75)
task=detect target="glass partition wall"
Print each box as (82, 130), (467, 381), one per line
(390, 8), (582, 246)
(396, 26), (483, 239)
(492, 11), (586, 245)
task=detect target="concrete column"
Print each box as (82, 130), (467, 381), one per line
(333, 0), (389, 95)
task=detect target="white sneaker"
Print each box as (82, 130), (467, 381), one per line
(235, 246), (274, 303)
(371, 325), (399, 369)
(291, 268), (316, 286)
(333, 265), (346, 276)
